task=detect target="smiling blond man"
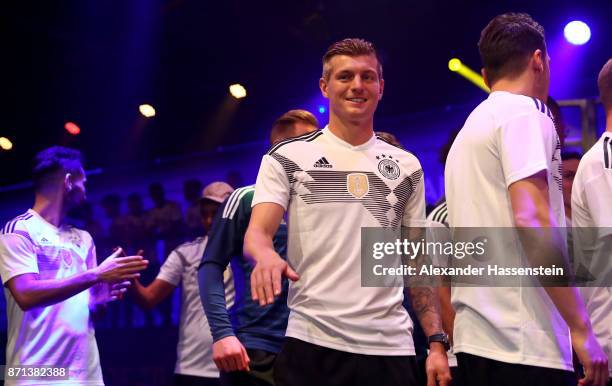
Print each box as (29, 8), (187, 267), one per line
(244, 38), (450, 386)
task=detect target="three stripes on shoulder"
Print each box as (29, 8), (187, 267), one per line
(222, 186), (255, 220)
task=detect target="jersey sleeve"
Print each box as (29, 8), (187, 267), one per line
(157, 248), (185, 286)
(426, 202), (449, 228)
(582, 171), (612, 229)
(199, 190), (253, 341)
(401, 168), (427, 227)
(498, 111), (555, 187)
(0, 232), (39, 285)
(201, 189), (253, 267)
(252, 154), (291, 210)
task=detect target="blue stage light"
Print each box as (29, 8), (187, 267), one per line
(318, 106), (326, 114)
(564, 21), (591, 45)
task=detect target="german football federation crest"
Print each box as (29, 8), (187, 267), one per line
(60, 249), (73, 267)
(347, 173), (369, 198)
(377, 155), (400, 180)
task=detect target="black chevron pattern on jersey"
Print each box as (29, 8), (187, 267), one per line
(271, 153), (301, 196)
(302, 170), (394, 226)
(269, 153), (423, 227)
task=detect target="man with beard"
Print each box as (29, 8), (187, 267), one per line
(0, 146), (148, 386)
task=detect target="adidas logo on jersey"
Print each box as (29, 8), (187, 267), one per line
(313, 157), (333, 168)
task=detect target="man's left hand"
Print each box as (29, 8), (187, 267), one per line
(426, 343), (451, 386)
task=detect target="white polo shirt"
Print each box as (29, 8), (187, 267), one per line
(571, 131), (612, 377)
(253, 127), (426, 356)
(0, 209), (104, 385)
(445, 91), (572, 371)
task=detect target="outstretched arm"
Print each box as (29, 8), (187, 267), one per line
(4, 246), (147, 311)
(130, 278), (175, 310)
(244, 202), (297, 306)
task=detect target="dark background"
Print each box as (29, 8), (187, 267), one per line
(1, 1), (611, 385)
(1, 0), (611, 187)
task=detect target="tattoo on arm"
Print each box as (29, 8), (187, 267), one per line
(409, 286), (443, 336)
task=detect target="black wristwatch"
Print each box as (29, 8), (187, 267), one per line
(427, 333), (450, 351)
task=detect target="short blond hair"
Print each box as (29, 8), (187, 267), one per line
(269, 109), (319, 145)
(322, 38), (383, 81)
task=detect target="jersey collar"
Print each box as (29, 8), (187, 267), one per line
(28, 208), (60, 233)
(322, 125), (376, 151)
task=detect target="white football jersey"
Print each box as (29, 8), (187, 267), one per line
(253, 127), (426, 355)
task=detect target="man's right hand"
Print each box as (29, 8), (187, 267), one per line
(212, 336), (250, 372)
(572, 328), (609, 386)
(250, 251), (299, 306)
(95, 248), (149, 283)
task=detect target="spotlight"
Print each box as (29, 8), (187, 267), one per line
(0, 136), (13, 150)
(448, 57), (490, 93)
(139, 104), (156, 118)
(448, 58), (462, 72)
(64, 122), (81, 135)
(318, 105), (326, 114)
(564, 21), (591, 45)
(229, 84), (247, 99)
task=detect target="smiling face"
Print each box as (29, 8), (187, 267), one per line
(320, 54), (384, 125)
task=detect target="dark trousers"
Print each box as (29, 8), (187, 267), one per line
(456, 352), (576, 386)
(449, 365), (467, 386)
(174, 373), (219, 386)
(274, 337), (419, 386)
(220, 349), (276, 386)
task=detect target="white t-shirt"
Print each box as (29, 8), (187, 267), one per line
(445, 91), (572, 371)
(0, 209), (104, 385)
(157, 237), (234, 378)
(252, 126), (426, 356)
(571, 131), (612, 377)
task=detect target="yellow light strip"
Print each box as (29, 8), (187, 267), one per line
(448, 58), (490, 93)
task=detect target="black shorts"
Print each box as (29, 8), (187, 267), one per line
(456, 352), (576, 386)
(220, 349), (276, 386)
(274, 337), (419, 386)
(174, 373), (220, 386)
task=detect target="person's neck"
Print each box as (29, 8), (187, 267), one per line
(490, 75), (546, 102)
(32, 193), (65, 227)
(328, 114), (374, 146)
(565, 203), (572, 221)
(606, 113), (612, 133)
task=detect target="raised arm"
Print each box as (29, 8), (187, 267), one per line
(130, 278), (176, 310)
(4, 244), (147, 311)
